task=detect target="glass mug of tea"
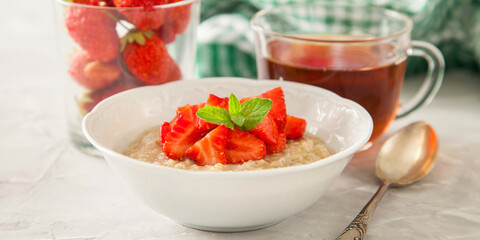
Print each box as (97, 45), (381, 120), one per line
(251, 2), (444, 144)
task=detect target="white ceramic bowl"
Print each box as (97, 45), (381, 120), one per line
(82, 77), (373, 232)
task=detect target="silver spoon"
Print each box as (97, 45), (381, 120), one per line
(336, 121), (438, 240)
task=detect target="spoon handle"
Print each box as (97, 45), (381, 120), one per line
(336, 182), (390, 240)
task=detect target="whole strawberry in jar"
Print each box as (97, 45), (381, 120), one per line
(53, 0), (200, 156)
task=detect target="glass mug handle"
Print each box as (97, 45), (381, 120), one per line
(396, 40), (445, 118)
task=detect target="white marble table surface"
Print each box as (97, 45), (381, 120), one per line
(1, 1), (480, 239)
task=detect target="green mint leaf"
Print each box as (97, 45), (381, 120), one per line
(231, 115), (245, 127)
(240, 97), (272, 130)
(196, 106), (234, 130)
(196, 93), (273, 131)
(229, 93), (244, 126)
(228, 93), (241, 115)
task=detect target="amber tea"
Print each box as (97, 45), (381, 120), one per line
(258, 38), (408, 141)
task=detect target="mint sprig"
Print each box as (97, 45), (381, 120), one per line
(196, 106), (234, 129)
(196, 93), (272, 131)
(228, 93), (244, 127)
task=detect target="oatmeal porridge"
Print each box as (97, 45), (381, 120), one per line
(124, 127), (333, 171)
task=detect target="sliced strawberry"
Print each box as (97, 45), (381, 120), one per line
(266, 129), (287, 154)
(162, 106), (202, 160)
(260, 87), (287, 129)
(248, 115), (278, 145)
(196, 94), (229, 132)
(172, 102), (204, 122)
(239, 88), (286, 129)
(285, 115), (307, 139)
(185, 125), (228, 166)
(196, 119), (214, 133)
(160, 121), (171, 144)
(225, 129), (266, 164)
(167, 103), (204, 136)
(239, 96), (253, 103)
(208, 94), (229, 108)
(176, 104), (198, 118)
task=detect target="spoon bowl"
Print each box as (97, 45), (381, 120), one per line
(376, 121), (438, 186)
(337, 121), (438, 240)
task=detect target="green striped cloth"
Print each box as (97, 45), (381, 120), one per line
(196, 0), (480, 78)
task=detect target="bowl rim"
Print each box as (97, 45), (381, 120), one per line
(82, 77), (373, 176)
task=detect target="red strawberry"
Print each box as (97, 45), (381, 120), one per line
(248, 115), (279, 145)
(167, 103), (196, 128)
(260, 87), (287, 129)
(185, 125), (228, 166)
(163, 1), (191, 34)
(160, 121), (171, 144)
(266, 129), (287, 154)
(72, 0), (115, 6)
(123, 35), (170, 84)
(154, 24), (176, 44)
(284, 115), (306, 139)
(166, 101), (201, 122)
(113, 0), (165, 30)
(164, 56), (183, 83)
(196, 94), (229, 132)
(174, 103), (204, 121)
(225, 129), (266, 164)
(162, 105), (202, 159)
(239, 88), (286, 129)
(69, 50), (120, 89)
(239, 96), (253, 103)
(169, 102), (204, 128)
(65, 7), (119, 62)
(83, 61), (121, 81)
(206, 94), (229, 108)
(69, 51), (91, 85)
(83, 61), (121, 88)
(78, 76), (144, 114)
